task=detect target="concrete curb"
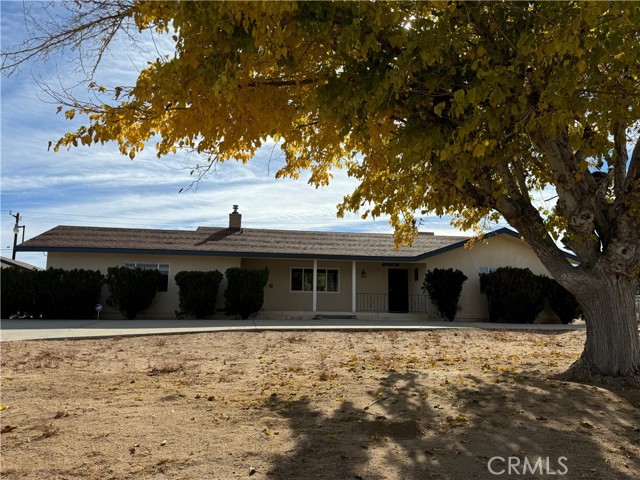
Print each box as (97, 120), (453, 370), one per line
(0, 318), (586, 342)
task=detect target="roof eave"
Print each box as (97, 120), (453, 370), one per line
(15, 245), (428, 263)
(16, 227), (578, 263)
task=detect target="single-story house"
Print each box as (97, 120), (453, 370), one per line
(16, 207), (574, 321)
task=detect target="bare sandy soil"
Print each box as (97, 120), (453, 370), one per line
(1, 329), (639, 480)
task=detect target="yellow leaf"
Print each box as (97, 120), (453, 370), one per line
(434, 101), (446, 117)
(472, 143), (486, 158)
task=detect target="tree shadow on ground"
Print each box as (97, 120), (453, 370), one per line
(265, 370), (640, 479)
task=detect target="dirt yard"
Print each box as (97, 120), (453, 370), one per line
(1, 329), (639, 480)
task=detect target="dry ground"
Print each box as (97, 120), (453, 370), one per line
(1, 329), (639, 480)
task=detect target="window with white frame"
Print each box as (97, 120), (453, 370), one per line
(291, 268), (339, 292)
(125, 262), (170, 292)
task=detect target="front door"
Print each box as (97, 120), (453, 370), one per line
(388, 269), (409, 313)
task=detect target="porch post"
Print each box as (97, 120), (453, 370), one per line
(312, 259), (318, 313)
(352, 261), (357, 314)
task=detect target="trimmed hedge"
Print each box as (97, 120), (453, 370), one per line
(422, 268), (468, 321)
(106, 266), (162, 320)
(480, 267), (583, 324)
(538, 276), (581, 324)
(1, 267), (104, 319)
(174, 270), (224, 319)
(480, 267), (545, 323)
(224, 268), (269, 319)
(1, 267), (37, 318)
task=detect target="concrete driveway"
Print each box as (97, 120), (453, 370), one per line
(0, 318), (585, 342)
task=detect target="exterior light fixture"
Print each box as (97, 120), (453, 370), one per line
(9, 211), (25, 261)
(361, 269), (367, 279)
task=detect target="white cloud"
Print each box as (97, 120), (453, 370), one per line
(1, 3), (474, 270)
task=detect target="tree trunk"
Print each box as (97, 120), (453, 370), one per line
(559, 272), (640, 386)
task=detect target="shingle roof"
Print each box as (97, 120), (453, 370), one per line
(17, 225), (505, 262)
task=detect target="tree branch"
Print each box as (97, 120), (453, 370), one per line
(1, 1), (135, 78)
(512, 161), (531, 203)
(622, 137), (640, 193)
(242, 78), (317, 88)
(612, 122), (628, 199)
(494, 193), (577, 282)
(496, 162), (525, 202)
(536, 132), (603, 264)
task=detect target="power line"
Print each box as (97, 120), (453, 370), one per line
(1, 209), (209, 229)
(1, 209), (188, 223)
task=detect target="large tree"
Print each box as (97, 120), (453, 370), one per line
(3, 1), (640, 384)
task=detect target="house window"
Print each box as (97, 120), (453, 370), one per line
(291, 268), (313, 292)
(125, 262), (170, 292)
(479, 267), (498, 274)
(479, 266), (497, 293)
(291, 268), (339, 292)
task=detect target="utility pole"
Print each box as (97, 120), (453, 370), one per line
(9, 211), (25, 260)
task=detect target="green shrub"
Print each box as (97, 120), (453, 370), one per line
(422, 268), (468, 321)
(1, 267), (37, 318)
(35, 268), (104, 319)
(106, 266), (162, 319)
(31, 269), (64, 318)
(174, 270), (224, 319)
(480, 267), (544, 323)
(1, 267), (103, 319)
(538, 276), (581, 324)
(64, 268), (105, 318)
(224, 268), (269, 319)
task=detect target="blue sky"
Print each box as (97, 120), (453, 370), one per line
(1, 2), (493, 269)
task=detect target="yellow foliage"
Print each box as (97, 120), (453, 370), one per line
(47, 1), (640, 256)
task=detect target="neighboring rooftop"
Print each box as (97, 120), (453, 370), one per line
(0, 256), (43, 271)
(16, 225), (515, 262)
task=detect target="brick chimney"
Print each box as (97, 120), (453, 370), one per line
(229, 205), (242, 230)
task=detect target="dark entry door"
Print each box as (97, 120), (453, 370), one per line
(388, 269), (409, 313)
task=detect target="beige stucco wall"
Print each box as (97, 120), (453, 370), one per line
(45, 233), (559, 321)
(241, 258), (355, 312)
(422, 235), (555, 322)
(240, 258), (427, 315)
(47, 253), (240, 319)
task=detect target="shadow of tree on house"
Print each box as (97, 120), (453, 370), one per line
(264, 370), (640, 479)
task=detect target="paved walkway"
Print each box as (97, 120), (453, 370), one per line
(0, 318), (585, 342)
